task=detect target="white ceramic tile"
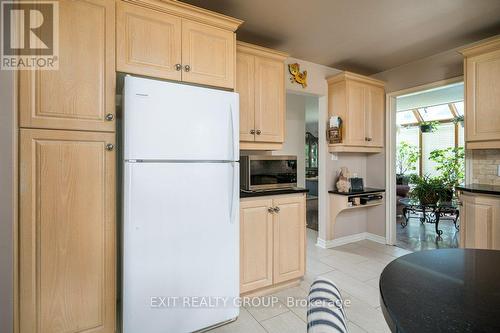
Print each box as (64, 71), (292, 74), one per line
(260, 311), (306, 333)
(209, 307), (266, 333)
(306, 257), (336, 276)
(348, 320), (368, 333)
(274, 286), (309, 322)
(244, 296), (289, 322)
(322, 258), (380, 282)
(365, 277), (380, 289)
(321, 270), (381, 308)
(343, 292), (391, 333)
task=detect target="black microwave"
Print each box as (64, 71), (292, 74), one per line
(240, 155), (297, 191)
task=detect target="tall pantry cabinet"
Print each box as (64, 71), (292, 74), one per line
(17, 1), (116, 332)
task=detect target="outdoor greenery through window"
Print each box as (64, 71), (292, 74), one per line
(396, 100), (465, 197)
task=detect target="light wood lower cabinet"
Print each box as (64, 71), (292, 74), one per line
(19, 129), (116, 333)
(459, 192), (500, 250)
(240, 194), (306, 295)
(240, 198), (274, 293)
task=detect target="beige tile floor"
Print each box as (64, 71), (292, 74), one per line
(210, 229), (413, 333)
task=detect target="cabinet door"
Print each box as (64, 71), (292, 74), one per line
(19, 0), (115, 132)
(460, 194), (500, 250)
(236, 52), (256, 142)
(346, 81), (367, 146)
(273, 195), (306, 284)
(254, 57), (285, 143)
(116, 2), (182, 81)
(19, 129), (116, 333)
(465, 49), (500, 142)
(366, 85), (385, 147)
(181, 20), (235, 89)
(240, 199), (274, 293)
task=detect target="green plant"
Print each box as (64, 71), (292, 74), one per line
(429, 147), (465, 189)
(453, 115), (464, 125)
(396, 142), (420, 177)
(419, 121), (439, 133)
(409, 175), (447, 205)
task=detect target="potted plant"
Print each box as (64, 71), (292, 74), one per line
(396, 142), (420, 185)
(429, 147), (465, 201)
(419, 121), (438, 133)
(453, 115), (464, 127)
(409, 175), (446, 205)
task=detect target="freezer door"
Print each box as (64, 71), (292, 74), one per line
(123, 162), (239, 333)
(123, 76), (239, 161)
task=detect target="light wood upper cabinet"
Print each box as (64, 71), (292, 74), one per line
(273, 195), (306, 284)
(367, 85), (385, 147)
(240, 198), (274, 294)
(19, 0), (115, 132)
(236, 52), (256, 142)
(116, 0), (242, 89)
(254, 56), (285, 143)
(181, 20), (235, 89)
(240, 193), (306, 295)
(19, 129), (116, 333)
(236, 42), (288, 150)
(327, 71), (385, 153)
(461, 36), (500, 149)
(116, 2), (182, 81)
(459, 192), (500, 250)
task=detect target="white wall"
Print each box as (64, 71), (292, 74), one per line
(274, 93), (307, 187)
(0, 69), (15, 333)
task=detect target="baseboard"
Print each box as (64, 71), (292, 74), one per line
(316, 232), (386, 249)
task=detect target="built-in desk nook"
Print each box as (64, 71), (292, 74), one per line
(329, 187), (385, 230)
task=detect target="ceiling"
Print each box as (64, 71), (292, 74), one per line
(181, 0), (500, 75)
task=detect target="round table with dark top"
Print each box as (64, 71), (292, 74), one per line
(380, 249), (500, 333)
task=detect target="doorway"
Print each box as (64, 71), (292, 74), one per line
(386, 77), (465, 251)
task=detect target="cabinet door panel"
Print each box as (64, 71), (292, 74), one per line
(254, 57), (285, 143)
(19, 129), (116, 333)
(273, 196), (305, 284)
(240, 199), (274, 293)
(19, 0), (115, 132)
(236, 52), (256, 142)
(116, 2), (182, 81)
(346, 81), (367, 146)
(367, 86), (384, 147)
(465, 50), (500, 142)
(182, 20), (235, 89)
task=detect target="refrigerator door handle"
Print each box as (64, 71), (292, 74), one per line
(229, 98), (239, 162)
(229, 162), (239, 224)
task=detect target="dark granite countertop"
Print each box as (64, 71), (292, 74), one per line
(380, 249), (500, 333)
(328, 187), (385, 196)
(456, 183), (500, 196)
(240, 187), (309, 198)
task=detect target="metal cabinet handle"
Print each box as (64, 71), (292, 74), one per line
(105, 143), (114, 151)
(256, 130), (262, 135)
(365, 137), (372, 142)
(250, 129), (256, 134)
(105, 113), (114, 121)
(184, 65), (191, 72)
(175, 64), (182, 71)
(273, 206), (280, 213)
(268, 207), (275, 214)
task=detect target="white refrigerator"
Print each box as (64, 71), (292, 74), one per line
(122, 76), (240, 333)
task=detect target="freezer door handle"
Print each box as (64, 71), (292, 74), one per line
(229, 162), (239, 224)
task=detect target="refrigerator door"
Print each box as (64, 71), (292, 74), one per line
(123, 161), (239, 333)
(124, 76), (239, 161)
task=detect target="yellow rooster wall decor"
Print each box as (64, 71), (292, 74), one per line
(288, 63), (307, 88)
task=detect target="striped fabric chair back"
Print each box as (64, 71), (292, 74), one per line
(307, 277), (348, 333)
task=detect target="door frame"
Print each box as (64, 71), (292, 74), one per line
(385, 76), (464, 245)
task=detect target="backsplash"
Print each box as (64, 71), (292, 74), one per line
(471, 149), (500, 185)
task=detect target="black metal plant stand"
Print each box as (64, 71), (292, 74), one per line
(400, 198), (459, 238)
